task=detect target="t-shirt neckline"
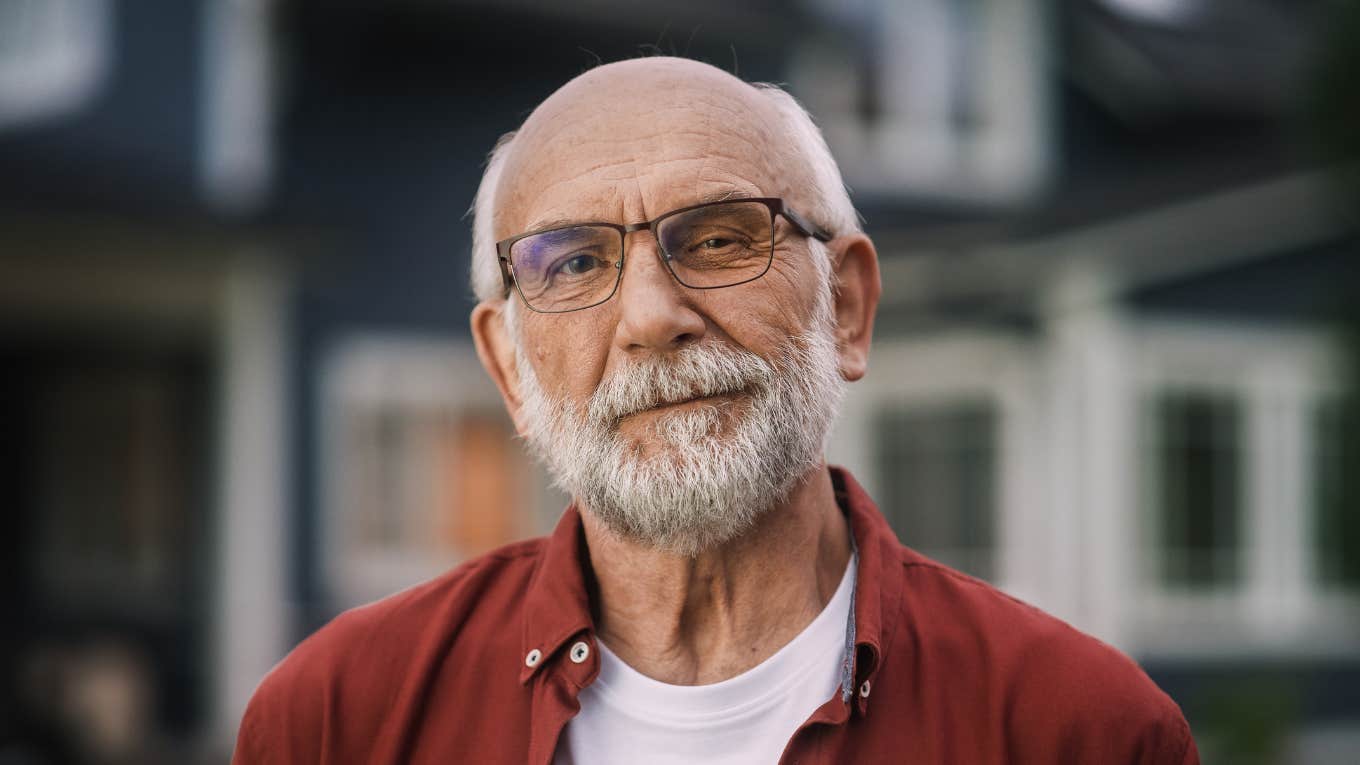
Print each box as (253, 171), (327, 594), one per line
(589, 553), (857, 725)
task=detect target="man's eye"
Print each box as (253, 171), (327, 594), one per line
(554, 254), (602, 275)
(690, 234), (750, 253)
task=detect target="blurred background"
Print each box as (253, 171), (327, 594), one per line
(0, 0), (1356, 762)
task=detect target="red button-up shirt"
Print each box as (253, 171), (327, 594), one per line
(233, 467), (1198, 764)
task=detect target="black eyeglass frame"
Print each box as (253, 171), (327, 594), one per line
(495, 197), (834, 314)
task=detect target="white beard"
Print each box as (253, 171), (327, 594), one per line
(514, 288), (845, 557)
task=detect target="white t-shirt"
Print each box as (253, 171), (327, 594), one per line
(553, 555), (856, 765)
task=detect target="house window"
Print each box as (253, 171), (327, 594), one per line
(875, 401), (996, 580)
(321, 340), (564, 609)
(788, 0), (1050, 204)
(1146, 390), (1243, 589)
(339, 407), (533, 560)
(26, 358), (205, 614)
(1313, 396), (1360, 589)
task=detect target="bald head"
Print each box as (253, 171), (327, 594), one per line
(470, 57), (859, 303)
(508, 57), (784, 167)
(496, 59), (795, 234)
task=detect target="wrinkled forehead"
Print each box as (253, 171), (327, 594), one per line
(494, 61), (795, 237)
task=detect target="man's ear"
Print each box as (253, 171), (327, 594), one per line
(471, 300), (528, 436)
(826, 233), (881, 382)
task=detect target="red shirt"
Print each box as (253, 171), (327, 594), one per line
(234, 467), (1199, 764)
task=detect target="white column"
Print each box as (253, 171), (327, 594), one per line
(1246, 361), (1310, 643)
(1274, 375), (1310, 638)
(211, 257), (291, 749)
(997, 356), (1045, 603)
(200, 0), (275, 213)
(1039, 262), (1137, 649)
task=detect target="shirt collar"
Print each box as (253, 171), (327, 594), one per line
(519, 504), (596, 685)
(518, 466), (901, 695)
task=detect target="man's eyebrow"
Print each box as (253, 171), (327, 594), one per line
(523, 216), (583, 232)
(521, 190), (758, 233)
(690, 189), (753, 206)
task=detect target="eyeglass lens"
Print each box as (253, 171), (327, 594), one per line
(508, 201), (775, 312)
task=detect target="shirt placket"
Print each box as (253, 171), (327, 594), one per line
(525, 630), (600, 765)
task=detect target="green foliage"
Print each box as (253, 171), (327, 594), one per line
(1306, 1), (1360, 212)
(1198, 675), (1301, 765)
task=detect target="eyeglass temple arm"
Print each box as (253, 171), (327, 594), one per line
(781, 208), (834, 242)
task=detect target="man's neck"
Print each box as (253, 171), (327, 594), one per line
(579, 463), (853, 686)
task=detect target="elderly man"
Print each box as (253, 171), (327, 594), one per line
(234, 58), (1198, 764)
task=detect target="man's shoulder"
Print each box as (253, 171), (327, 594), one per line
(281, 535), (542, 673)
(890, 548), (1126, 666)
(883, 548), (1196, 761)
(288, 535), (543, 667)
(232, 536), (547, 762)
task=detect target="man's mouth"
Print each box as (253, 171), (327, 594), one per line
(653, 391), (736, 410)
(619, 387), (750, 419)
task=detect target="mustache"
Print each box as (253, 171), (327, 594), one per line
(586, 343), (775, 425)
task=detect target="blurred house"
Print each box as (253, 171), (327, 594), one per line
(1, 1), (289, 762)
(0, 0), (1354, 763)
(835, 173), (1359, 763)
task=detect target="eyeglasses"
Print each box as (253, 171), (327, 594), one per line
(496, 197), (833, 313)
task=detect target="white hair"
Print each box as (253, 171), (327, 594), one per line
(468, 82), (861, 304)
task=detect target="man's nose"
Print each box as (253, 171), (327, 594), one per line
(612, 234), (706, 353)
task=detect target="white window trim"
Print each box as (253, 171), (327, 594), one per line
(1128, 317), (1358, 659)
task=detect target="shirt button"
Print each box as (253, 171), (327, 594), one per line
(859, 680), (872, 698)
(525, 649), (542, 668)
(569, 641), (590, 664)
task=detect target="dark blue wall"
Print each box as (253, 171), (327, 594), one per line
(0, 0), (203, 212)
